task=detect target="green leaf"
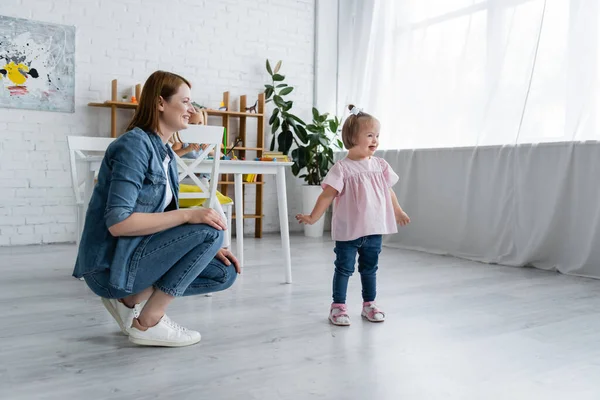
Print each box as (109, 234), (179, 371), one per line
(278, 130), (294, 154)
(276, 83), (288, 88)
(294, 124), (308, 143)
(266, 59), (273, 75)
(292, 163), (300, 176)
(274, 60), (282, 74)
(271, 117), (280, 134)
(279, 87), (293, 96)
(283, 100), (293, 112)
(286, 116), (297, 129)
(337, 139), (344, 149)
(273, 74), (285, 81)
(273, 95), (285, 108)
(296, 147), (308, 169)
(270, 136), (276, 151)
(289, 114), (306, 125)
(265, 87), (274, 100)
(306, 124), (319, 133)
(320, 154), (328, 171)
(269, 108), (279, 125)
(312, 107), (319, 121)
(328, 119), (338, 133)
(310, 134), (320, 146)
(318, 113), (328, 123)
(264, 84), (273, 90)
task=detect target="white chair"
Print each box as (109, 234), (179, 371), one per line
(67, 136), (115, 244)
(174, 125), (233, 246)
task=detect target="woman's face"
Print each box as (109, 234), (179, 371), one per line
(158, 83), (196, 135)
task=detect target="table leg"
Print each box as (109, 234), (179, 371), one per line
(276, 167), (292, 283)
(234, 173), (244, 268)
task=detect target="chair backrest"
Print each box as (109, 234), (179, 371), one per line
(174, 125), (224, 209)
(67, 136), (115, 204)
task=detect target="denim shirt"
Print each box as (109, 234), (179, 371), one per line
(72, 127), (180, 292)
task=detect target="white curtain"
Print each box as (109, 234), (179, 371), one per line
(339, 0), (600, 148)
(337, 0), (600, 277)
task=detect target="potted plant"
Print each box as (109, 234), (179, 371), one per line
(293, 108), (342, 237)
(264, 60), (343, 237)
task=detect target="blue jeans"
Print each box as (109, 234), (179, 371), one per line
(84, 224), (236, 298)
(332, 235), (382, 304)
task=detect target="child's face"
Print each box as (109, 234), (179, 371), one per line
(350, 120), (380, 158)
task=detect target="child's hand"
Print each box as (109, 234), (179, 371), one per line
(396, 210), (410, 226)
(295, 214), (314, 225)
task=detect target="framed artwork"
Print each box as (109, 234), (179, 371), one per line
(0, 15), (75, 113)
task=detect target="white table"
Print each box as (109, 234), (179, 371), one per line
(81, 157), (294, 283)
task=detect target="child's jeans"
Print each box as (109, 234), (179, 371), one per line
(332, 234), (382, 304)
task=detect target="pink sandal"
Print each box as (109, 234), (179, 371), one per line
(361, 301), (385, 322)
(329, 303), (351, 326)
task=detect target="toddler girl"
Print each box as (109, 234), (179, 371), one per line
(296, 105), (410, 326)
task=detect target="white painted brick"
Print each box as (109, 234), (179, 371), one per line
(50, 224), (67, 234)
(25, 216), (56, 224)
(34, 225), (51, 234)
(15, 188), (47, 198)
(1, 227), (17, 235)
(17, 226), (35, 235)
(43, 233), (74, 244)
(11, 234), (43, 245)
(12, 207), (44, 216)
(0, 189), (17, 200)
(2, 141), (36, 151)
(43, 205), (74, 215)
(30, 176), (71, 188)
(56, 214), (78, 224)
(0, 179), (28, 188)
(1, 216), (27, 226)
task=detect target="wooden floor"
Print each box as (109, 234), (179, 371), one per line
(2, 234), (600, 399)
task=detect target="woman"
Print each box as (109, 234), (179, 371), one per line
(73, 71), (240, 347)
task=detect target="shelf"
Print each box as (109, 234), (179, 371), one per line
(232, 214), (262, 219)
(225, 146), (265, 151)
(87, 101), (264, 118)
(206, 109), (264, 118)
(218, 181), (264, 185)
(88, 101), (138, 109)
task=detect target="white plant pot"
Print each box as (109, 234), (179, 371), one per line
(302, 184), (325, 237)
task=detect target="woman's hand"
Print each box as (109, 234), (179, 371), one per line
(186, 208), (227, 230)
(215, 248), (241, 274)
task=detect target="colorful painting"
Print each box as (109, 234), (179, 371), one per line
(0, 16), (75, 113)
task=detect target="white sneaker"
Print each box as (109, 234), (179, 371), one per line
(101, 298), (142, 336)
(128, 315), (201, 347)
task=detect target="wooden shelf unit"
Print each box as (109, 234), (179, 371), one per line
(88, 80), (267, 237)
(215, 91), (266, 238)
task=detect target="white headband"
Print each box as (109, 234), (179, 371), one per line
(349, 106), (362, 116)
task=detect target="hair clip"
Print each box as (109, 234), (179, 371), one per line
(349, 106), (362, 116)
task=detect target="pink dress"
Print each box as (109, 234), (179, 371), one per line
(322, 156), (399, 242)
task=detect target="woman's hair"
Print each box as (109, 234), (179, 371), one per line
(126, 70), (191, 133)
(341, 104), (378, 149)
